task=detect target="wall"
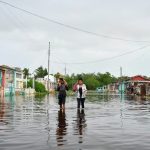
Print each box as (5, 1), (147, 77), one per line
(15, 71), (24, 94)
(5, 69), (15, 96)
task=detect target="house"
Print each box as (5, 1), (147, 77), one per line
(14, 67), (24, 94)
(96, 83), (120, 94)
(0, 65), (15, 96)
(0, 65), (24, 96)
(36, 74), (56, 92)
(96, 86), (108, 93)
(107, 83), (120, 93)
(126, 75), (150, 96)
(0, 66), (5, 96)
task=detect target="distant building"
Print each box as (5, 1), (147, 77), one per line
(126, 75), (150, 96)
(14, 67), (24, 94)
(0, 65), (24, 96)
(36, 74), (56, 92)
(97, 83), (120, 94)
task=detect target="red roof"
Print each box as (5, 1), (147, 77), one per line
(131, 75), (150, 81)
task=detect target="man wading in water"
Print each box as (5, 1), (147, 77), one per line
(73, 78), (87, 109)
(57, 78), (68, 110)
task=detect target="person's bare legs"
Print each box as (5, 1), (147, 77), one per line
(60, 104), (62, 109)
(62, 104), (65, 110)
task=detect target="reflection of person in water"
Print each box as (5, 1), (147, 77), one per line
(77, 109), (86, 135)
(73, 109), (87, 144)
(56, 110), (67, 146)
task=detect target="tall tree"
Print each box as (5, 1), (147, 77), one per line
(35, 66), (48, 78)
(23, 68), (30, 79)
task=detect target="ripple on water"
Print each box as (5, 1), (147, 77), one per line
(0, 95), (150, 150)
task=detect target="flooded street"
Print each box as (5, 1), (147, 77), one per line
(0, 95), (150, 150)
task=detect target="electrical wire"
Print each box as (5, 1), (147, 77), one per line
(51, 44), (150, 65)
(0, 0), (150, 43)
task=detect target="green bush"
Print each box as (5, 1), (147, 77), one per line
(27, 79), (46, 93)
(35, 81), (46, 93)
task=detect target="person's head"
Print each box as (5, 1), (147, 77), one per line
(78, 78), (83, 85)
(59, 78), (64, 84)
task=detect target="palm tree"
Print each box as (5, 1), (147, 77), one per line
(23, 68), (30, 79)
(35, 66), (48, 79)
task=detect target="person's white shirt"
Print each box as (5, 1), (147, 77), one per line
(76, 84), (87, 98)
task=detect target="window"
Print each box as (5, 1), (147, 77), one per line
(16, 73), (22, 79)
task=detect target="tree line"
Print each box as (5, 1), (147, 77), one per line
(64, 72), (117, 90)
(23, 66), (148, 91)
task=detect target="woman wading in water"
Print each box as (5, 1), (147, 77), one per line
(57, 78), (68, 110)
(73, 78), (87, 109)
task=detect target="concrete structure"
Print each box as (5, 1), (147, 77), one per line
(100, 75), (150, 96)
(14, 67), (24, 95)
(126, 75), (150, 96)
(97, 83), (120, 94)
(14, 68), (24, 92)
(0, 65), (24, 96)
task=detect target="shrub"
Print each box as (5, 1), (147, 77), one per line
(27, 79), (46, 93)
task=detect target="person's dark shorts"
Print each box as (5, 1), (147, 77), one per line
(58, 95), (66, 105)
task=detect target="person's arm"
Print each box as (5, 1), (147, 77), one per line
(57, 83), (61, 91)
(73, 83), (78, 92)
(63, 80), (69, 91)
(57, 86), (60, 91)
(83, 84), (87, 94)
(65, 85), (69, 91)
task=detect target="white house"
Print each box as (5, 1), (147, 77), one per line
(14, 67), (24, 93)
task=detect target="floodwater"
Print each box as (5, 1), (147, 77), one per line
(0, 94), (150, 150)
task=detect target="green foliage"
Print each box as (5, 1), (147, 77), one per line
(27, 79), (46, 93)
(96, 72), (117, 86)
(23, 68), (30, 79)
(64, 74), (78, 89)
(64, 72), (117, 90)
(84, 76), (100, 90)
(27, 79), (32, 88)
(54, 72), (62, 80)
(35, 66), (48, 78)
(35, 82), (46, 93)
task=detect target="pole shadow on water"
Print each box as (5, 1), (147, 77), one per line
(56, 109), (67, 146)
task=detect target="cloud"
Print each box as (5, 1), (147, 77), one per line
(0, 0), (150, 76)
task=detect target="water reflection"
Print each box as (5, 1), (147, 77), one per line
(73, 109), (87, 145)
(1, 95), (150, 150)
(77, 109), (86, 136)
(56, 110), (67, 146)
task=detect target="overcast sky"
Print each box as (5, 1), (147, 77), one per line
(0, 0), (150, 76)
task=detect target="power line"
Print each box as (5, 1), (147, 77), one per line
(0, 0), (150, 43)
(52, 44), (150, 65)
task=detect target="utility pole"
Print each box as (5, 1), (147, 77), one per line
(26, 76), (28, 89)
(120, 66), (123, 94)
(48, 42), (50, 92)
(32, 75), (35, 89)
(120, 66), (122, 78)
(65, 63), (67, 76)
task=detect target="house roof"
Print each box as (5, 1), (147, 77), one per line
(0, 65), (15, 71)
(131, 75), (150, 81)
(0, 65), (22, 72)
(126, 75), (150, 83)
